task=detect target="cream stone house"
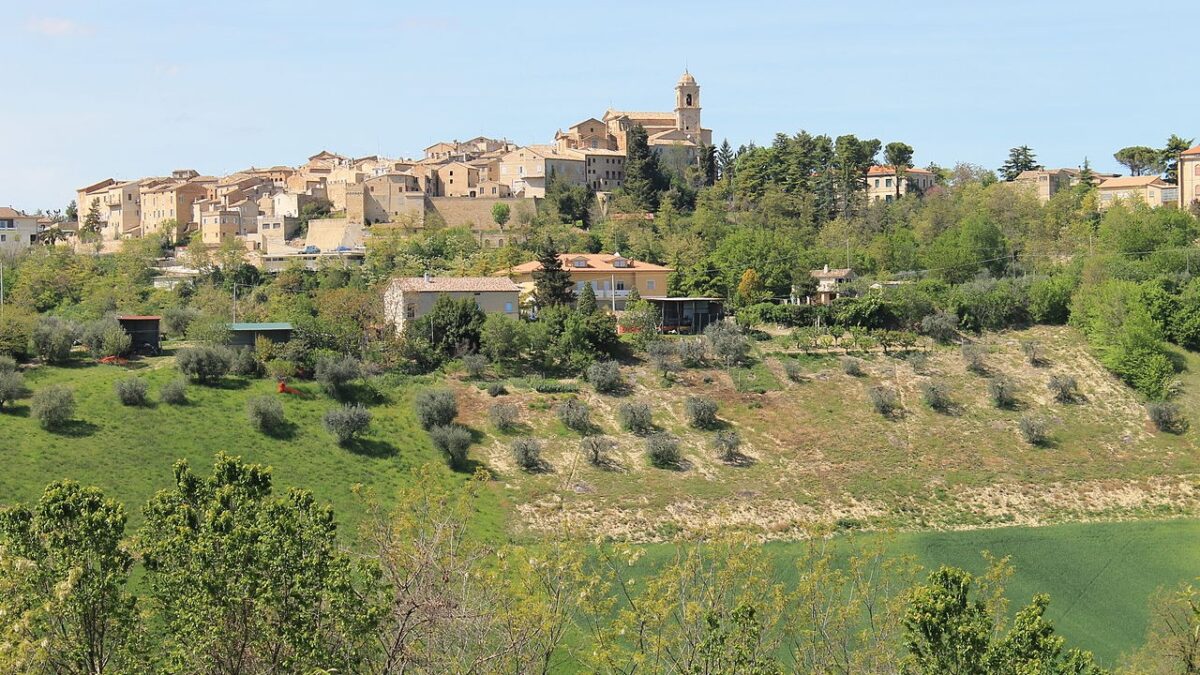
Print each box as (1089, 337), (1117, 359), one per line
(384, 275), (520, 333)
(1097, 176), (1178, 209)
(437, 162), (481, 197)
(141, 179), (210, 238)
(1180, 145), (1200, 209)
(497, 145), (586, 198)
(76, 179), (143, 240)
(0, 207), (38, 253)
(502, 253), (673, 310)
(345, 173), (424, 225)
(865, 166), (936, 203)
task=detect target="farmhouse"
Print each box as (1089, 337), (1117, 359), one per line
(502, 253), (673, 311)
(808, 265), (855, 305)
(384, 275), (520, 333)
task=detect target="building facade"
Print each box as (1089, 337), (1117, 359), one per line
(383, 275), (521, 333)
(503, 253), (673, 310)
(865, 166), (936, 203)
(1097, 176), (1178, 209)
(1180, 145), (1200, 209)
(0, 207), (38, 253)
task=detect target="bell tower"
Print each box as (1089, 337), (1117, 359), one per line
(674, 70), (701, 139)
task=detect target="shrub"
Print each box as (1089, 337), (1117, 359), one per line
(489, 402), (519, 431)
(580, 436), (614, 465)
(645, 433), (681, 468)
(841, 357), (863, 377)
(0, 355), (15, 374)
(176, 345), (233, 384)
(511, 437), (542, 471)
(907, 352), (930, 374)
(557, 398), (592, 433)
(414, 389), (457, 430)
(1021, 340), (1043, 366)
(487, 382), (507, 397)
(114, 378), (149, 406)
(430, 424), (472, 469)
(462, 353), (489, 379)
(783, 359), (804, 382)
(162, 306), (200, 338)
(31, 385), (75, 430)
(712, 429), (742, 461)
(1147, 402), (1187, 433)
(1019, 415), (1049, 445)
(0, 371), (28, 410)
(586, 360), (623, 394)
(962, 344), (987, 374)
(677, 339), (707, 368)
(705, 322), (751, 367)
(921, 381), (953, 412)
(31, 316), (78, 364)
(1047, 374), (1078, 403)
(315, 355), (361, 400)
(529, 379), (578, 394)
(646, 340), (677, 376)
(684, 396), (719, 429)
(988, 376), (1017, 408)
(266, 359), (297, 381)
(920, 311), (959, 344)
(617, 401), (654, 435)
(246, 396), (286, 433)
(82, 317), (131, 359)
(868, 386), (900, 416)
(323, 404), (372, 445)
(230, 347), (263, 378)
(159, 378), (188, 405)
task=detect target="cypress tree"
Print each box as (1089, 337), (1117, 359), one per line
(577, 282), (598, 314)
(532, 240), (574, 306)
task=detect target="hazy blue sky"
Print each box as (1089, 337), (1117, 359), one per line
(3, 0), (1197, 212)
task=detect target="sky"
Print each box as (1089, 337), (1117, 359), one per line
(2, 0), (1198, 213)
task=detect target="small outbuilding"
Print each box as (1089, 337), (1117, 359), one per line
(644, 297), (725, 334)
(227, 322), (293, 349)
(116, 315), (161, 353)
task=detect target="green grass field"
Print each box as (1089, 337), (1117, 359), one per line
(0, 351), (502, 537)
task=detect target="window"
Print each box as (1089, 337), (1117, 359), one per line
(685, 93), (692, 106)
(647, 280), (656, 290)
(406, 304), (415, 319)
(504, 302), (514, 313)
(874, 179), (880, 187)
(616, 281), (625, 291)
(885, 178), (893, 187)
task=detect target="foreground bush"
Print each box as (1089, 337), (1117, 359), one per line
(1147, 402), (1187, 433)
(705, 322), (750, 367)
(82, 317), (132, 359)
(0, 355), (15, 373)
(962, 344), (987, 374)
(841, 357), (863, 377)
(1021, 340), (1043, 366)
(31, 316), (78, 364)
(488, 402), (519, 431)
(684, 396), (719, 429)
(988, 376), (1017, 409)
(920, 311), (959, 344)
(511, 437), (542, 471)
(868, 386), (900, 417)
(617, 401), (654, 435)
(0, 371), (29, 410)
(32, 385), (75, 430)
(645, 432), (681, 468)
(557, 399), (592, 434)
(712, 429), (742, 461)
(430, 423), (472, 469)
(646, 340), (677, 376)
(920, 381), (953, 412)
(461, 353), (489, 379)
(1047, 374), (1078, 403)
(486, 382), (507, 397)
(176, 345), (233, 384)
(677, 339), (707, 367)
(1019, 415), (1049, 445)
(315, 355), (361, 400)
(580, 435), (615, 465)
(230, 348), (263, 378)
(246, 396), (286, 433)
(159, 378), (188, 405)
(414, 389), (457, 430)
(586, 360), (623, 394)
(323, 404), (372, 445)
(114, 378), (149, 407)
(783, 360), (804, 382)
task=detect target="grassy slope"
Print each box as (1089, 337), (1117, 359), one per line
(0, 350), (502, 537)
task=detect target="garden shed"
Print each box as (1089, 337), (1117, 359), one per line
(227, 322), (293, 349)
(116, 315), (161, 353)
(644, 297), (724, 334)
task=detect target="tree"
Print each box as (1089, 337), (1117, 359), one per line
(577, 281), (598, 314)
(884, 141), (915, 200)
(999, 146), (1040, 181)
(0, 480), (140, 674)
(406, 294), (486, 358)
(623, 124), (668, 211)
(490, 202), (510, 229)
(531, 240), (574, 307)
(139, 454), (375, 672)
(717, 139), (736, 182)
(833, 134), (881, 217)
(1163, 134), (1195, 184)
(699, 143), (718, 186)
(1113, 145), (1164, 177)
(65, 199), (78, 222)
(82, 198), (103, 237)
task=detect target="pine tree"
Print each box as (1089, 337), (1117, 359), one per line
(623, 125), (666, 211)
(999, 146), (1041, 181)
(532, 240), (574, 307)
(577, 282), (597, 314)
(1162, 134), (1194, 184)
(884, 142), (915, 200)
(698, 144), (717, 186)
(82, 198), (103, 235)
(717, 139), (735, 182)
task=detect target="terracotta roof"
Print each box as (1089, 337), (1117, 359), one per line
(390, 276), (520, 293)
(1182, 145), (1200, 156)
(0, 207), (31, 219)
(1098, 176), (1168, 189)
(504, 253), (673, 275)
(811, 267), (854, 279)
(867, 165), (934, 176)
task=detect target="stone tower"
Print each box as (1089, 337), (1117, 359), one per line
(674, 70), (701, 139)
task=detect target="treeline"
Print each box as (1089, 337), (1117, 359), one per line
(16, 453), (1200, 674)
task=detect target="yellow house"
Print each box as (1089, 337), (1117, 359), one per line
(1097, 176), (1178, 209)
(502, 253), (673, 310)
(1180, 145), (1200, 209)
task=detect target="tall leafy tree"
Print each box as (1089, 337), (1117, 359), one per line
(832, 134), (881, 217)
(490, 202), (510, 229)
(1113, 146), (1163, 177)
(884, 141), (915, 200)
(999, 146), (1040, 181)
(0, 481), (141, 674)
(622, 124), (667, 211)
(138, 454), (377, 673)
(1162, 134), (1195, 184)
(531, 239), (575, 307)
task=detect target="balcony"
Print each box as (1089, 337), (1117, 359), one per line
(592, 289), (630, 300)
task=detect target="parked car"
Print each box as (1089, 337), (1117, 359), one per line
(302, 245), (321, 254)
